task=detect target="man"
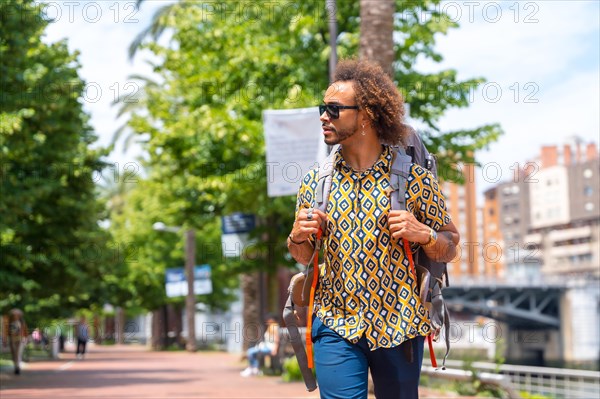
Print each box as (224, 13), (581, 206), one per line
(8, 308), (28, 375)
(75, 316), (89, 359)
(287, 59), (459, 399)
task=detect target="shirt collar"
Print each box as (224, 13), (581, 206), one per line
(334, 145), (393, 175)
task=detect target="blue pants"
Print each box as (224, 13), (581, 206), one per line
(246, 345), (273, 368)
(312, 316), (425, 399)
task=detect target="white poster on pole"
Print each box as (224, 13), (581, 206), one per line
(263, 107), (328, 197)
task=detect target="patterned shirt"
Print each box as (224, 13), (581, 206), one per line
(295, 145), (451, 350)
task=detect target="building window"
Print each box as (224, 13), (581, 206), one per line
(583, 169), (593, 178)
(585, 202), (595, 212)
(584, 186), (594, 196)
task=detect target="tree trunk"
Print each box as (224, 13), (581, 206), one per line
(116, 307), (125, 344)
(241, 273), (261, 351)
(359, 0), (395, 76)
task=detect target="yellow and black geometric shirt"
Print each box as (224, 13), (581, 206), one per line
(295, 145), (451, 350)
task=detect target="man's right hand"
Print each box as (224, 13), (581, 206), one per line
(287, 207), (327, 265)
(289, 207), (327, 245)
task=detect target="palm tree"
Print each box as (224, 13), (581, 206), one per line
(110, 73), (158, 154)
(359, 0), (395, 76)
(129, 0), (179, 60)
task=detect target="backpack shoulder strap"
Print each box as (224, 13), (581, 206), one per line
(404, 125), (437, 177)
(389, 146), (413, 212)
(315, 144), (338, 213)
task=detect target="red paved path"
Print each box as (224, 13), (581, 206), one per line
(0, 344), (462, 398)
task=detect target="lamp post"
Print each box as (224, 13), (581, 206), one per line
(326, 0), (338, 83)
(153, 222), (197, 352)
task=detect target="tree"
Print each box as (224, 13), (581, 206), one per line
(0, 0), (115, 322)
(114, 0), (502, 347)
(359, 0), (395, 77)
(130, 0), (501, 172)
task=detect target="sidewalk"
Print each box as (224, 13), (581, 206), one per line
(0, 344), (462, 398)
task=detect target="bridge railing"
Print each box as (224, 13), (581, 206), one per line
(448, 275), (597, 288)
(426, 359), (600, 398)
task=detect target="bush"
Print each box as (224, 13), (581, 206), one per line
(282, 356), (303, 382)
(520, 392), (552, 399)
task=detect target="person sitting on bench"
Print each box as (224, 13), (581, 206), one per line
(240, 314), (280, 377)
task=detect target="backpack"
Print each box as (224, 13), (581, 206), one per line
(283, 129), (450, 391)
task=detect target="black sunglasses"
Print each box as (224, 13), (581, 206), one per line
(319, 104), (359, 119)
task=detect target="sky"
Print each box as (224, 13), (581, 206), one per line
(42, 0), (600, 200)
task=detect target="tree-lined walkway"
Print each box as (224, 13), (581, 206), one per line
(1, 344), (318, 398)
(1, 344), (463, 398)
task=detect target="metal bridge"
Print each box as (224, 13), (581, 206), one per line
(443, 278), (566, 329)
(441, 277), (600, 367)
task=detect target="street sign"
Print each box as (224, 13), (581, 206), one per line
(165, 264), (212, 298)
(221, 213), (255, 234)
(221, 213), (256, 258)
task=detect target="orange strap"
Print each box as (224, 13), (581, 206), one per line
(403, 239), (438, 368)
(306, 229), (322, 369)
(403, 239), (417, 278)
(427, 335), (437, 368)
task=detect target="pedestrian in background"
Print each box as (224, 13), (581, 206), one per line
(240, 314), (280, 377)
(76, 316), (89, 359)
(288, 59), (459, 398)
(8, 308), (28, 375)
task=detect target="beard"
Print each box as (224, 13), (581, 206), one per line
(323, 124), (358, 145)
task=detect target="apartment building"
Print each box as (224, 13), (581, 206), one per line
(442, 163), (480, 279)
(481, 171), (534, 281)
(499, 138), (600, 278)
(482, 187), (503, 278)
(440, 138), (598, 281)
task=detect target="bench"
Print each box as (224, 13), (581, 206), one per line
(258, 327), (307, 375)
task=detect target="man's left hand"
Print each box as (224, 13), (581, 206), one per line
(388, 210), (430, 244)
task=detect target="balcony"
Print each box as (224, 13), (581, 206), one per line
(548, 225), (592, 242)
(524, 233), (542, 245)
(549, 242), (593, 258)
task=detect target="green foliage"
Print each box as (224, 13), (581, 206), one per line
(0, 0), (119, 322)
(519, 392), (552, 399)
(111, 0), (503, 312)
(494, 339), (507, 373)
(282, 356), (303, 382)
(453, 359), (506, 398)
